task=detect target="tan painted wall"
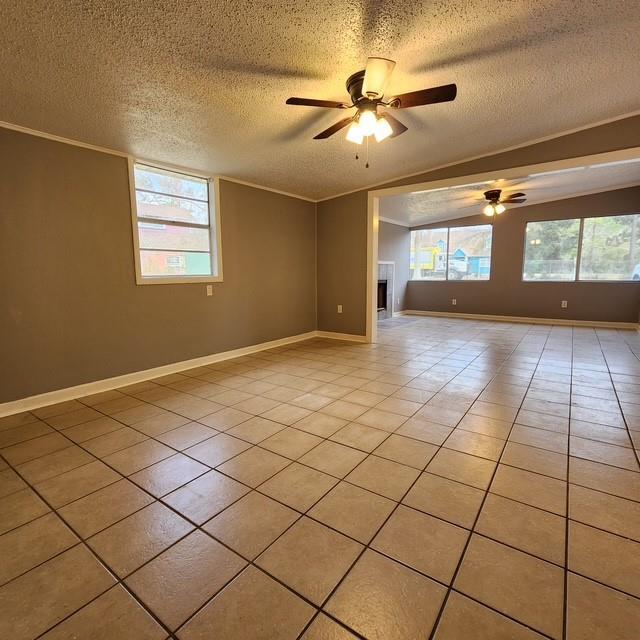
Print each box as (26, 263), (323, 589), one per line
(0, 128), (316, 402)
(407, 187), (640, 321)
(316, 115), (640, 334)
(378, 221), (411, 312)
(316, 190), (368, 334)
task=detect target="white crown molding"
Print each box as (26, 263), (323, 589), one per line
(0, 120), (315, 203)
(379, 216), (411, 227)
(316, 108), (640, 202)
(0, 330), (367, 417)
(0, 120), (129, 157)
(217, 175), (316, 203)
(383, 181), (640, 229)
(4, 108), (640, 204)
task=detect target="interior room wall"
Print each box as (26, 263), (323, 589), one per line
(407, 187), (640, 322)
(0, 127), (317, 403)
(316, 190), (368, 334)
(316, 114), (640, 335)
(378, 221), (411, 312)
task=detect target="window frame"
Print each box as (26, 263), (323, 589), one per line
(410, 223), (494, 282)
(521, 213), (640, 283)
(128, 158), (223, 285)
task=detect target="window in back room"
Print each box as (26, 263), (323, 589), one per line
(578, 214), (640, 281)
(523, 219), (581, 281)
(523, 214), (640, 282)
(410, 225), (492, 281)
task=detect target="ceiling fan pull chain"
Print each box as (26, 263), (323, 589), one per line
(365, 137), (370, 168)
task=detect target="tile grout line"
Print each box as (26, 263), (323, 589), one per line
(0, 452), (181, 640)
(562, 327), (575, 640)
(297, 323), (549, 639)
(1, 322), (638, 638)
(427, 322), (556, 640)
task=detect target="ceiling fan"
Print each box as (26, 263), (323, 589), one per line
(286, 57), (457, 145)
(483, 189), (526, 216)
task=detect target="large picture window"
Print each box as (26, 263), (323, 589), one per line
(410, 225), (492, 281)
(523, 219), (580, 281)
(579, 214), (640, 281)
(523, 214), (640, 282)
(130, 162), (222, 284)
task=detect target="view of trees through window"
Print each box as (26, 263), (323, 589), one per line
(524, 214), (640, 281)
(410, 225), (492, 281)
(134, 164), (215, 278)
(523, 219), (580, 281)
(579, 214), (640, 280)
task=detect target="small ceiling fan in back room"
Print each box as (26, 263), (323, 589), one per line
(285, 57), (457, 166)
(482, 189), (527, 216)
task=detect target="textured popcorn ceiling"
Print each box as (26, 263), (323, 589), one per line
(379, 160), (640, 226)
(1, 1), (639, 200)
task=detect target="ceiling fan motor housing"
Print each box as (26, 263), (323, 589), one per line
(484, 189), (502, 203)
(346, 70), (367, 103)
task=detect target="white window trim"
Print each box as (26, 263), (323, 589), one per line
(128, 157), (224, 285)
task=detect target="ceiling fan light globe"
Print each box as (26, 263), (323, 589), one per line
(495, 203), (506, 214)
(483, 204), (495, 216)
(374, 116), (393, 142)
(346, 121), (364, 144)
(358, 110), (377, 136)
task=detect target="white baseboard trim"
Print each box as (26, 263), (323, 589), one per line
(315, 331), (368, 343)
(1, 330), (324, 418)
(403, 310), (639, 330)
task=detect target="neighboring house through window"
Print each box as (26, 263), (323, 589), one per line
(130, 161), (222, 284)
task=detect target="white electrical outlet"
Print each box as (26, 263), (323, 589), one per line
(337, 304), (343, 314)
(206, 285), (213, 296)
(561, 300), (568, 308)
(452, 298), (457, 306)
(396, 298), (400, 306)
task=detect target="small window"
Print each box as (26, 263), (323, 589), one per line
(523, 219), (580, 281)
(448, 225), (493, 280)
(579, 214), (640, 281)
(410, 228), (448, 280)
(130, 162), (222, 284)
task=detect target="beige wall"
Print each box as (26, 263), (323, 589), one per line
(407, 187), (640, 322)
(316, 115), (640, 335)
(316, 190), (368, 334)
(0, 128), (316, 403)
(378, 221), (411, 312)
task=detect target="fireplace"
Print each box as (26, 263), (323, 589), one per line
(377, 262), (394, 320)
(377, 280), (388, 311)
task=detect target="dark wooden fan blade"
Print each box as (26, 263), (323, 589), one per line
(313, 117), (354, 139)
(382, 113), (408, 138)
(506, 192), (526, 198)
(389, 83), (457, 108)
(502, 198), (526, 204)
(286, 97), (349, 108)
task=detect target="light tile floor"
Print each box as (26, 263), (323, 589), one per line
(1, 316), (640, 639)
